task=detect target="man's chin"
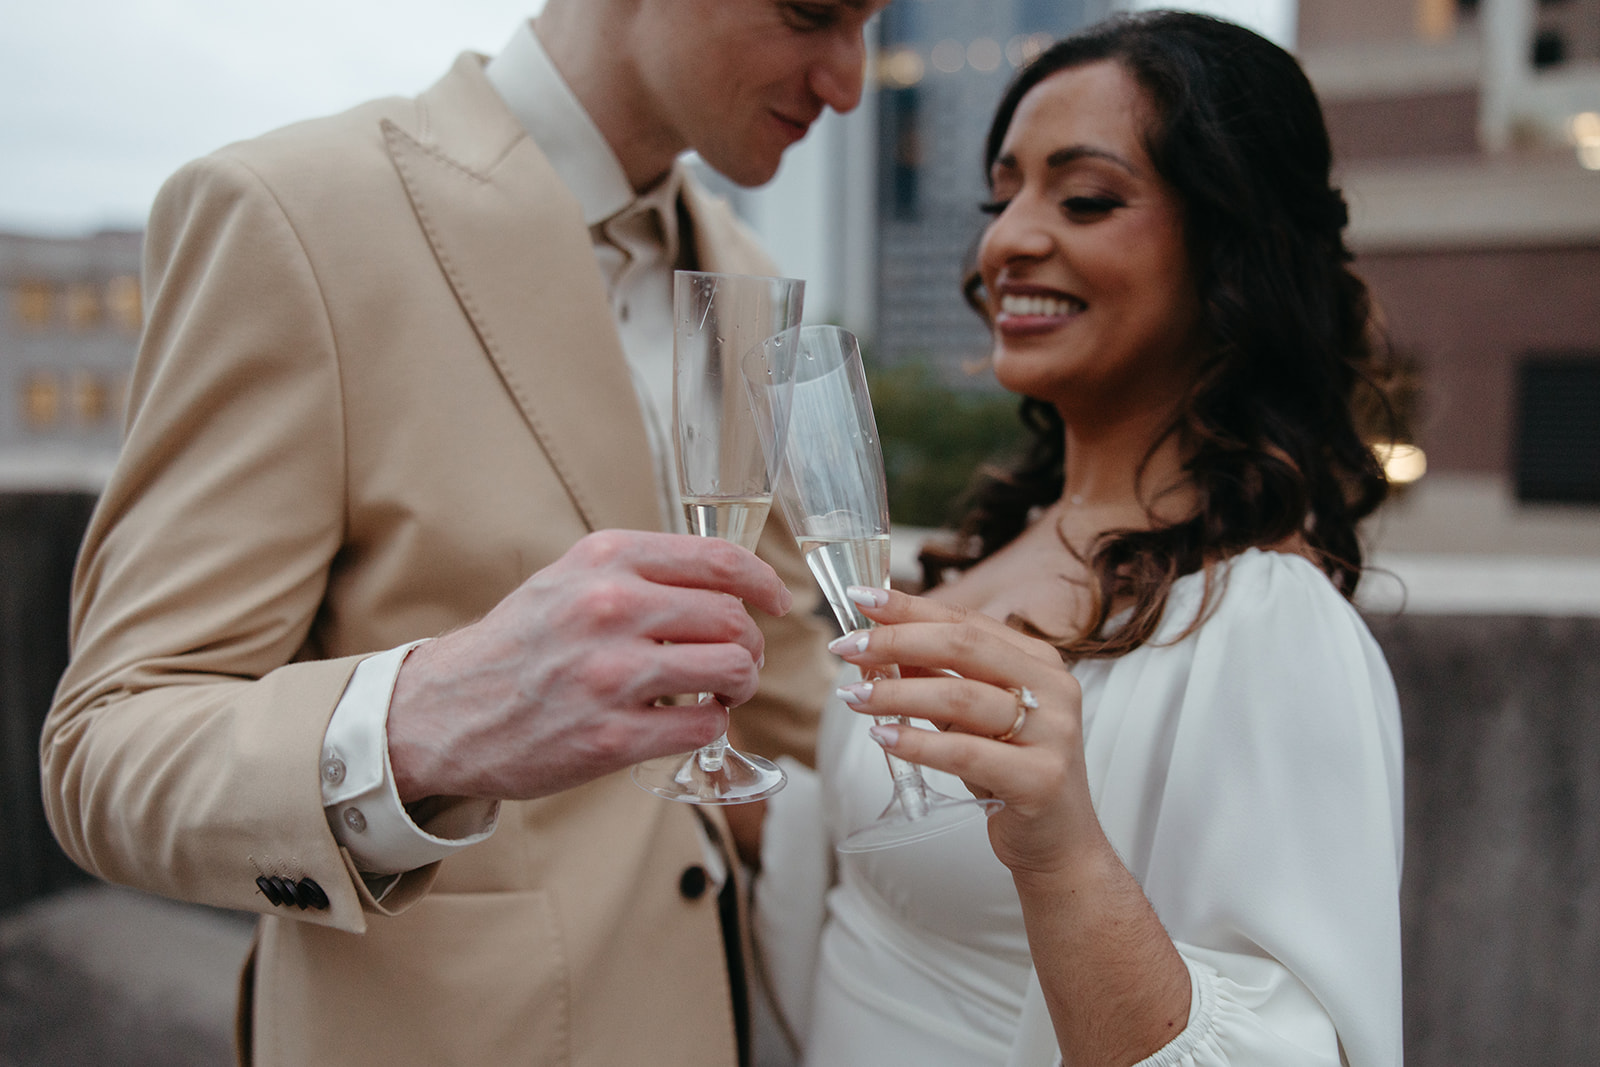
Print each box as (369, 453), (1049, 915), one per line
(701, 154), (784, 189)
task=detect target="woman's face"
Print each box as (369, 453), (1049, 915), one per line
(977, 60), (1206, 423)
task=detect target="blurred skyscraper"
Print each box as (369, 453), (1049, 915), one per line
(870, 0), (1111, 377)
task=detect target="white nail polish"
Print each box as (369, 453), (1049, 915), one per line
(846, 585), (888, 608)
(868, 724), (898, 748)
(836, 682), (873, 705)
(827, 631), (870, 655)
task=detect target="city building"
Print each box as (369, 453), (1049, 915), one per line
(1302, 0), (1600, 555)
(0, 230), (140, 491)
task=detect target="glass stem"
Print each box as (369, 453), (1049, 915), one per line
(696, 728), (729, 773)
(874, 717), (931, 819)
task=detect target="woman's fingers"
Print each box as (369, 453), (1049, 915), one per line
(846, 586), (1061, 666)
(837, 675), (1029, 739)
(827, 617), (1059, 697)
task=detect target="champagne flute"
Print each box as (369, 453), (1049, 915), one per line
(630, 270), (803, 805)
(744, 324), (1002, 850)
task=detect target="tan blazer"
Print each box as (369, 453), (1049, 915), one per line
(42, 54), (835, 1066)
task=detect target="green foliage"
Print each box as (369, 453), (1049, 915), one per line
(866, 362), (1029, 528)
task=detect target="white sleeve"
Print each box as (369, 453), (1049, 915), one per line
(321, 640), (500, 875)
(1069, 553), (1405, 1067)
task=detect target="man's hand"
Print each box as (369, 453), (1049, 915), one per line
(385, 529), (792, 803)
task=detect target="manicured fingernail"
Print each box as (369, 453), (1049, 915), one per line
(757, 653), (765, 670)
(846, 586), (888, 608)
(827, 631), (870, 655)
(868, 724), (898, 747)
(778, 585), (794, 614)
(836, 682), (873, 706)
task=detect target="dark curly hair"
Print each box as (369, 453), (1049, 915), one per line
(920, 10), (1396, 659)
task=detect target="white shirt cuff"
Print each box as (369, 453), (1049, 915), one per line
(321, 640), (500, 875)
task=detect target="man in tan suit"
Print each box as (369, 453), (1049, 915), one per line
(41, 1), (887, 1063)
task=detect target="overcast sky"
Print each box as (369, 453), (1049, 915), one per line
(0, 0), (543, 234)
(0, 0), (1290, 237)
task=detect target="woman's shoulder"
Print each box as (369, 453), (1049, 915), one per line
(1161, 547), (1369, 648)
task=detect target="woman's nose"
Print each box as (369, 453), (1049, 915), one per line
(979, 201), (1055, 267)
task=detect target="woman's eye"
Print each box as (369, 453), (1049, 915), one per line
(978, 200), (1011, 216)
(1063, 196), (1121, 217)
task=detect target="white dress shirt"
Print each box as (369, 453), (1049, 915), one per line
(320, 19), (695, 875)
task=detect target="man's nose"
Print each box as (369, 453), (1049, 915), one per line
(811, 30), (867, 114)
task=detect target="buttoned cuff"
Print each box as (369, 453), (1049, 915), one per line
(321, 640), (500, 875)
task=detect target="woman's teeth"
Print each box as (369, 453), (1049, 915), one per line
(1000, 293), (1081, 317)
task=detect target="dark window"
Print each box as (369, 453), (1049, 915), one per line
(1533, 28), (1568, 67)
(1515, 355), (1600, 504)
(879, 0), (920, 47)
(879, 87), (922, 221)
(1019, 0), (1084, 35)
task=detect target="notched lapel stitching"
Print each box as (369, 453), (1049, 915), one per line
(380, 118), (600, 531)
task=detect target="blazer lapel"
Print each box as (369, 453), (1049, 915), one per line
(383, 54), (661, 535)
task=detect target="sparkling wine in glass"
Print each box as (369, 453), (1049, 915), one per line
(630, 270), (803, 805)
(745, 324), (1002, 850)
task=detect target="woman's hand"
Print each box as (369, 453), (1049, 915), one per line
(827, 586), (1103, 878)
(831, 586), (1192, 1065)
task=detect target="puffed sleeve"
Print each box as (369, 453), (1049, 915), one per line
(1047, 551), (1405, 1067)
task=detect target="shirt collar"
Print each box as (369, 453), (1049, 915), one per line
(484, 18), (686, 234)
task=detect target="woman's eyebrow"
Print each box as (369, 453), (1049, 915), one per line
(992, 144), (1140, 178)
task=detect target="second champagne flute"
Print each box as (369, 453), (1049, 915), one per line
(746, 324), (1003, 850)
(630, 270), (803, 805)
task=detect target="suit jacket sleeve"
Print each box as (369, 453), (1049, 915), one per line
(41, 152), (429, 934)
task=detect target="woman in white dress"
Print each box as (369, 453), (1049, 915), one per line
(750, 12), (1404, 1067)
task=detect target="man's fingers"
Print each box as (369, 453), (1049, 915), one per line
(621, 701), (730, 765)
(585, 530), (793, 616)
(625, 640), (765, 710)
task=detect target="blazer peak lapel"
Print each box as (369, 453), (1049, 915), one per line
(381, 58), (661, 535)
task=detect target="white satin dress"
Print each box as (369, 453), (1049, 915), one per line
(756, 549), (1405, 1067)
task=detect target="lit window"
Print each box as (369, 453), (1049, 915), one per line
(66, 283), (101, 330)
(1372, 442), (1428, 485)
(1416, 0), (1455, 40)
(23, 371), (62, 428)
(13, 281), (54, 329)
(967, 38), (1002, 73)
(107, 275), (142, 333)
(72, 371), (110, 424)
(930, 39), (965, 74)
(877, 46), (925, 88)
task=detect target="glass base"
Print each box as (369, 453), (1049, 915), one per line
(837, 791), (1003, 853)
(631, 747), (787, 805)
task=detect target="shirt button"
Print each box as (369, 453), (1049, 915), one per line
(320, 757), (346, 787)
(679, 865), (709, 900)
(343, 807), (367, 834)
